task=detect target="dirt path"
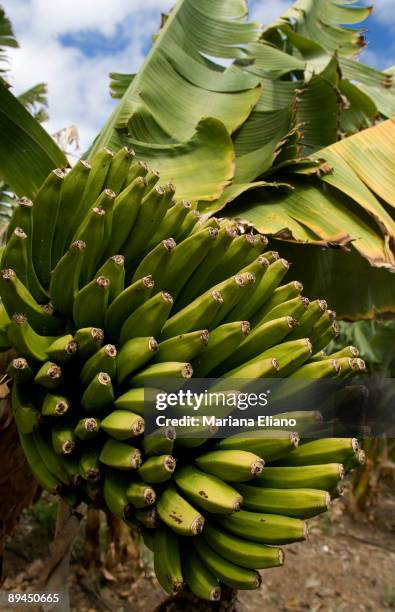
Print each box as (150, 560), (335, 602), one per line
(2, 491), (394, 612)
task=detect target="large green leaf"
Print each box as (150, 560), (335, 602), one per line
(128, 117), (234, 202)
(0, 7), (18, 74)
(91, 0), (261, 157)
(226, 120), (395, 267)
(270, 241), (395, 320)
(0, 83), (67, 198)
(269, 0), (372, 57)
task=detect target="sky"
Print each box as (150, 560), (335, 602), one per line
(2, 0), (395, 154)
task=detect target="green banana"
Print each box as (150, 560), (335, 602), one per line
(99, 439), (142, 470)
(195, 450), (264, 482)
(105, 275), (154, 342)
(135, 507), (160, 529)
(311, 322), (340, 354)
(153, 330), (208, 363)
(50, 240), (86, 317)
(174, 465), (243, 514)
(309, 310), (337, 344)
(221, 255), (271, 323)
(289, 358), (341, 378)
(154, 228), (219, 298)
(6, 357), (33, 383)
(106, 176), (147, 256)
(132, 238), (176, 282)
(147, 199), (192, 250)
(234, 484), (330, 519)
(192, 321), (250, 377)
(106, 146), (135, 193)
(161, 290), (223, 340)
(181, 544), (221, 601)
(157, 484), (205, 536)
(252, 281), (303, 321)
(123, 186), (171, 264)
(18, 430), (62, 493)
(200, 233), (257, 290)
(7, 313), (53, 361)
(227, 257), (290, 323)
(175, 208), (201, 241)
(266, 410), (322, 433)
(52, 159), (91, 265)
(142, 427), (176, 456)
(143, 168), (161, 194)
(119, 291), (174, 346)
(58, 454), (83, 486)
(34, 361), (63, 390)
(116, 336), (158, 384)
(177, 225), (238, 307)
(47, 334), (78, 363)
(75, 327), (104, 360)
(125, 480), (156, 508)
(101, 410), (145, 440)
(253, 295), (309, 328)
(74, 417), (101, 440)
(114, 387), (162, 416)
(80, 344), (117, 386)
(103, 469), (134, 521)
(32, 168), (65, 286)
(129, 361), (193, 387)
(154, 527), (184, 595)
(310, 345), (359, 362)
(0, 269), (61, 334)
(1, 227), (29, 287)
(6, 197), (48, 303)
(52, 423), (76, 455)
(79, 448), (101, 481)
(73, 275), (110, 330)
(81, 373), (114, 413)
(69, 147), (113, 237)
(216, 316), (297, 375)
(215, 431), (299, 462)
(287, 299), (328, 340)
(251, 338), (313, 377)
(255, 464), (345, 490)
(72, 205), (107, 286)
(127, 159), (149, 184)
(7, 196), (33, 239)
(203, 522), (283, 570)
(12, 383), (40, 434)
(141, 528), (155, 551)
(210, 273), (256, 329)
(193, 538), (261, 591)
(222, 356), (279, 379)
(41, 393), (70, 417)
(33, 430), (70, 485)
(217, 510), (307, 544)
(138, 455), (176, 483)
(275, 438), (360, 466)
(95, 255), (125, 302)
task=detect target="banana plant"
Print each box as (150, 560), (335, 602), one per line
(0, 1), (387, 603)
(2, 0), (393, 318)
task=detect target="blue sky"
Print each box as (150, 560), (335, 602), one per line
(2, 0), (395, 153)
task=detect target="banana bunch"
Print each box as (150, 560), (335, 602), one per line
(0, 148), (366, 601)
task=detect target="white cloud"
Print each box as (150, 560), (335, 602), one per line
(2, 0), (174, 153)
(249, 0), (293, 26)
(371, 0), (395, 24)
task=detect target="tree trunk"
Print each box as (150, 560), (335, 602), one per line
(105, 513), (141, 577)
(155, 588), (240, 612)
(0, 351), (39, 585)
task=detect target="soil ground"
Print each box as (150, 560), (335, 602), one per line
(1, 484), (394, 612)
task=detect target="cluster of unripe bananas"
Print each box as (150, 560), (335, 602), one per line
(0, 147), (366, 600)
